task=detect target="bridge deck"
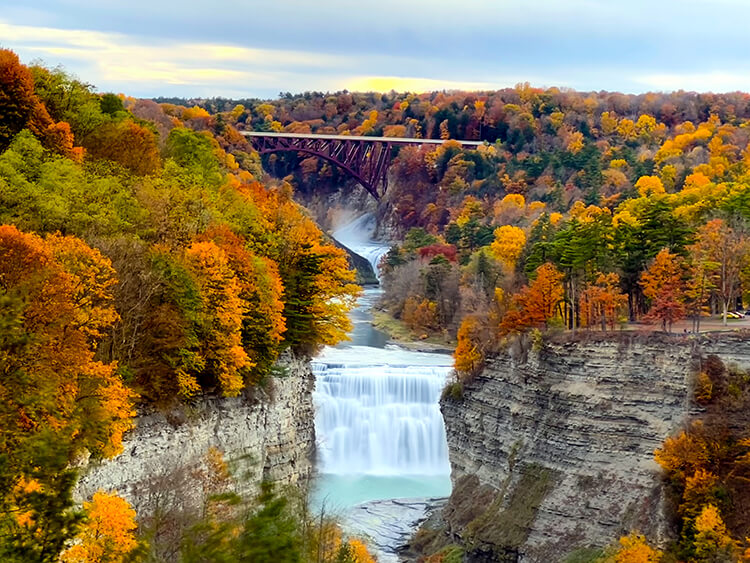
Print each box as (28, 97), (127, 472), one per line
(242, 130), (485, 147)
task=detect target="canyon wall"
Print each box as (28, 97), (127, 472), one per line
(439, 332), (750, 562)
(74, 351), (315, 518)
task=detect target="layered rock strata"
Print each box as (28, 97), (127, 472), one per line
(439, 332), (750, 562)
(75, 351), (315, 518)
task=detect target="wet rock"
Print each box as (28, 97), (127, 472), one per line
(343, 497), (448, 562)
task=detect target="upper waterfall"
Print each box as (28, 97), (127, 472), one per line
(333, 213), (390, 277)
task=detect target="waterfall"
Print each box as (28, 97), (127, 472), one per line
(312, 213), (453, 500)
(332, 213), (390, 277)
(312, 350), (452, 476)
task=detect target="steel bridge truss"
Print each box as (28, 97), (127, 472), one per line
(249, 134), (393, 199)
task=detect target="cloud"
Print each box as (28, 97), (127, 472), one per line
(0, 20), (354, 95)
(4, 0), (750, 98)
(343, 76), (520, 94)
(635, 71), (750, 93)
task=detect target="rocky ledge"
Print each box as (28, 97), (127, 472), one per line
(436, 332), (750, 562)
(74, 351), (315, 518)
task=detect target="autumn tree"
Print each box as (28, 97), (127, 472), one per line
(184, 241), (250, 397)
(454, 315), (487, 377)
(604, 533), (662, 562)
(579, 272), (627, 331)
(0, 49), (47, 150)
(83, 120), (161, 176)
(690, 219), (749, 326)
(60, 491), (139, 563)
(244, 183), (359, 352)
(500, 262), (564, 334)
(640, 249), (686, 333)
(198, 225), (286, 384)
(0, 49), (77, 158)
(0, 225), (135, 560)
(489, 225), (526, 274)
(691, 505), (737, 562)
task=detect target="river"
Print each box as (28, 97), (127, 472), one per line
(310, 214), (453, 560)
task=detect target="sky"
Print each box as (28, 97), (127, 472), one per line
(1, 0), (750, 99)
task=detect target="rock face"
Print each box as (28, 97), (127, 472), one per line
(439, 332), (750, 562)
(75, 351), (315, 517)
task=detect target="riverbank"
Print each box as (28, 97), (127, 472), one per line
(371, 310), (456, 354)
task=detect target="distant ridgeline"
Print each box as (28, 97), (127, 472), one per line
(171, 88), (750, 351)
(0, 49), (362, 562)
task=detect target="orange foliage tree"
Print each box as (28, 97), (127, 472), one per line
(0, 225), (135, 558)
(500, 262), (564, 334)
(184, 241), (250, 397)
(0, 49), (77, 158)
(579, 272), (627, 331)
(83, 120), (161, 176)
(0, 224), (135, 458)
(640, 249), (686, 333)
(241, 183), (359, 352)
(199, 225), (286, 384)
(60, 491), (139, 563)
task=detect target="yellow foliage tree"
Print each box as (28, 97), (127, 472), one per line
(693, 504), (737, 561)
(454, 315), (484, 376)
(60, 491), (138, 563)
(489, 225), (526, 273)
(635, 176), (666, 197)
(184, 241), (250, 397)
(607, 533), (662, 562)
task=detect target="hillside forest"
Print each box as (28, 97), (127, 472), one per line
(0, 49), (369, 562)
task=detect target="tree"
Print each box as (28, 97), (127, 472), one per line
(690, 219), (749, 326)
(640, 249), (686, 332)
(500, 262), (564, 334)
(454, 315), (485, 376)
(580, 272), (627, 331)
(83, 120), (161, 176)
(0, 225), (134, 560)
(60, 491), (139, 563)
(489, 225), (526, 273)
(0, 50), (78, 158)
(45, 234), (120, 345)
(605, 533), (662, 562)
(184, 241), (250, 397)
(692, 505), (737, 562)
(0, 49), (45, 150)
(198, 225), (286, 384)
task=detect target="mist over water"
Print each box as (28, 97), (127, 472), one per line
(311, 214), (453, 512)
(330, 213), (390, 280)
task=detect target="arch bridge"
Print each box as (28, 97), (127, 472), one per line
(242, 131), (483, 200)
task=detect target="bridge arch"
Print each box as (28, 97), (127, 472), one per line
(243, 132), (484, 200)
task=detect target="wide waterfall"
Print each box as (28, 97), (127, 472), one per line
(311, 214), (453, 511)
(313, 349), (452, 476)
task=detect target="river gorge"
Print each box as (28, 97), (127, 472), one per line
(71, 213), (750, 562)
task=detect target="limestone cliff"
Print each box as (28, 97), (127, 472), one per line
(438, 332), (750, 562)
(75, 351), (315, 518)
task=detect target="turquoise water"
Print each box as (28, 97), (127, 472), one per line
(310, 473), (452, 514)
(310, 287), (453, 513)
